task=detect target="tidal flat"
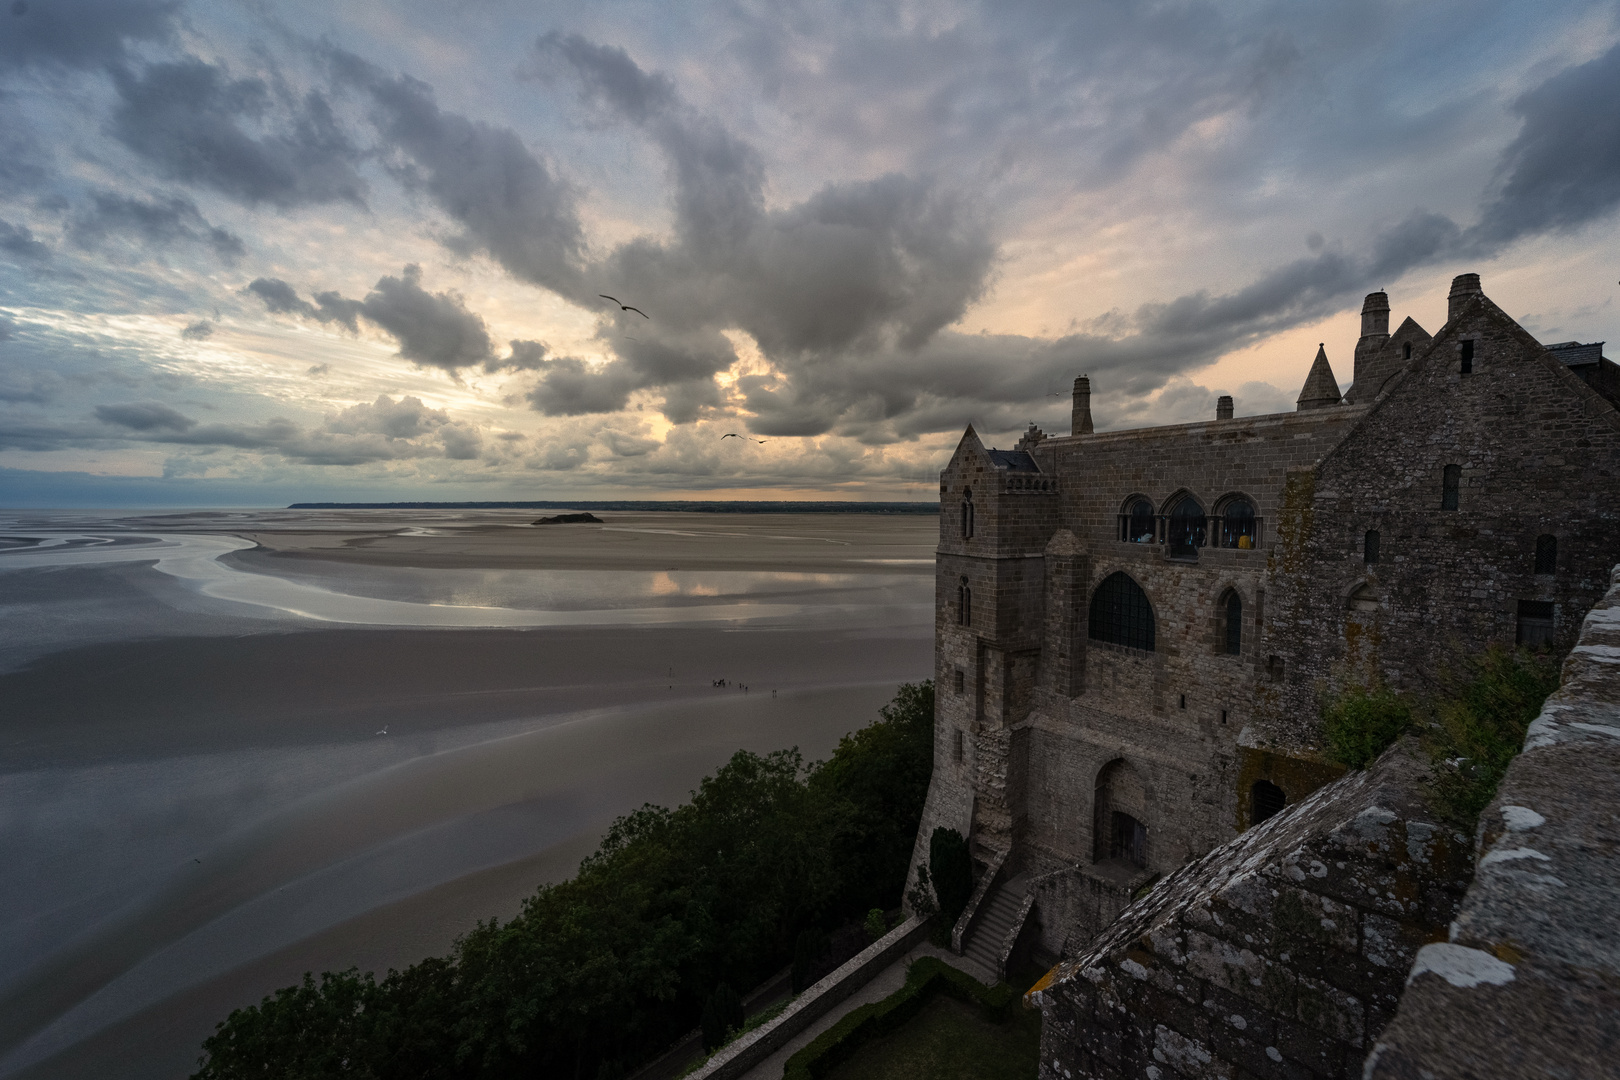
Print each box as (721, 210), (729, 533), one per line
(0, 509), (936, 1080)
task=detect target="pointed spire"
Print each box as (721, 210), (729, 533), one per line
(1296, 344), (1343, 410)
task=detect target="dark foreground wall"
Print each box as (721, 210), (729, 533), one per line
(1027, 738), (1473, 1080)
(1365, 567), (1620, 1079)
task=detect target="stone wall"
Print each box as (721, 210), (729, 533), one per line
(1363, 566), (1620, 1079)
(1027, 738), (1474, 1080)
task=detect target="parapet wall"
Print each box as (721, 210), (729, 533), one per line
(1027, 737), (1473, 1080)
(1364, 566), (1620, 1079)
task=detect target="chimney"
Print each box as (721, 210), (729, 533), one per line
(1448, 273), (1482, 322)
(1216, 395), (1234, 421)
(1351, 290), (1392, 402)
(1072, 376), (1093, 435)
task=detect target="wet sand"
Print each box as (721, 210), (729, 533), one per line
(0, 511), (937, 1079)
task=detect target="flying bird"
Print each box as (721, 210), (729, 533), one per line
(599, 294), (649, 318)
(721, 433), (767, 443)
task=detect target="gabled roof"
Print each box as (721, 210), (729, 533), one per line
(1296, 344), (1343, 410)
(986, 449), (1041, 472)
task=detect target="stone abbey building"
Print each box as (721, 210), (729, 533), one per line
(909, 272), (1620, 967)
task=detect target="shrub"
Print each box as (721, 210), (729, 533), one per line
(1322, 684), (1412, 769)
(1425, 646), (1560, 824)
(700, 983), (744, 1052)
(864, 908), (887, 941)
(928, 827), (973, 926)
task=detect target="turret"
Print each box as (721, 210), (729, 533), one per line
(1072, 376), (1093, 435)
(1296, 344), (1343, 410)
(1216, 395), (1234, 420)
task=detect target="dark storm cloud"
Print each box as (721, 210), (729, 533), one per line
(109, 59), (368, 210)
(94, 401), (196, 432)
(331, 51), (587, 298)
(249, 270), (562, 376)
(70, 393), (481, 465)
(179, 320), (213, 341)
(516, 34), (997, 428)
(0, 219), (50, 262)
(1474, 41), (1620, 245)
(0, 0), (175, 71)
(69, 192), (244, 261)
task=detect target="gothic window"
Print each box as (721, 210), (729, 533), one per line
(1089, 572), (1155, 651)
(1364, 529), (1380, 564)
(1441, 465), (1461, 511)
(1222, 590), (1242, 655)
(961, 488), (975, 539)
(1251, 781), (1287, 826)
(957, 577), (972, 626)
(1219, 496), (1257, 548)
(1460, 339), (1474, 374)
(1168, 495), (1206, 558)
(1535, 534), (1557, 575)
(1517, 600), (1555, 647)
(1123, 497), (1155, 543)
(1403, 340), (1412, 360)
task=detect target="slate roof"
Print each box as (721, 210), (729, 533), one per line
(1545, 340), (1607, 367)
(985, 449), (1041, 472)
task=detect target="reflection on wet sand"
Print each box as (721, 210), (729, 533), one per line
(0, 509), (936, 1080)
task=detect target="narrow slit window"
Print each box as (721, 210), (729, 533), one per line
(961, 490), (974, 539)
(1535, 534), (1557, 575)
(1441, 465), (1461, 511)
(1224, 591), (1242, 655)
(1364, 529), (1380, 564)
(957, 577), (971, 626)
(1460, 340), (1474, 374)
(953, 668), (965, 694)
(953, 729), (964, 762)
(1403, 340), (1412, 360)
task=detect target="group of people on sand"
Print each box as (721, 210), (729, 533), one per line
(711, 677), (751, 692)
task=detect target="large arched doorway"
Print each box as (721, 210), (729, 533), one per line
(1093, 759), (1148, 868)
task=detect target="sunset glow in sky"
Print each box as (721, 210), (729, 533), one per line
(1, 0), (1617, 504)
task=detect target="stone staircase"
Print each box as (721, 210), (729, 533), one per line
(961, 873), (1029, 977)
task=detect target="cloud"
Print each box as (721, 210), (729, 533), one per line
(180, 320), (213, 341)
(110, 58), (368, 209)
(1474, 41), (1620, 245)
(336, 51), (587, 298)
(94, 401), (197, 432)
(524, 355), (638, 415)
(0, 219), (50, 262)
(0, 0), (175, 72)
(306, 363), (329, 376)
(326, 393), (448, 438)
(356, 265), (493, 373)
(69, 191), (244, 261)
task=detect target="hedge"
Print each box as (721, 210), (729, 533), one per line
(782, 957), (1020, 1080)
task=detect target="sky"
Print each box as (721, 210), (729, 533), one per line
(0, 0), (1617, 505)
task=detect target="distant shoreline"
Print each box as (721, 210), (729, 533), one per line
(286, 500), (941, 513)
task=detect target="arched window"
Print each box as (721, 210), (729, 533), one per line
(1123, 497), (1155, 543)
(1167, 496), (1206, 558)
(957, 576), (971, 626)
(1094, 759), (1147, 867)
(1441, 465), (1461, 511)
(961, 488), (975, 539)
(1403, 340), (1412, 360)
(1535, 534), (1557, 575)
(1222, 590), (1242, 655)
(1251, 780), (1287, 826)
(1219, 497), (1256, 548)
(1364, 529), (1380, 564)
(1089, 572), (1155, 651)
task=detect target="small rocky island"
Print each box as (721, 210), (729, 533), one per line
(531, 512), (603, 525)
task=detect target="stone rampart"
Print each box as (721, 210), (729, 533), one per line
(1364, 566), (1620, 1079)
(1026, 738), (1473, 1080)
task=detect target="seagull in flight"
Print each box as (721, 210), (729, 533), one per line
(721, 433), (767, 443)
(599, 294), (649, 318)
